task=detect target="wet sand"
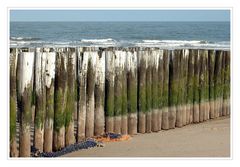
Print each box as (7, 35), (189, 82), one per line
(63, 116), (230, 157)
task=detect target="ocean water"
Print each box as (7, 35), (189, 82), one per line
(10, 21), (230, 49)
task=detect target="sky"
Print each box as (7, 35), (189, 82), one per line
(10, 10), (230, 22)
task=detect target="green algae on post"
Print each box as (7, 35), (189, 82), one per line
(161, 50), (170, 130)
(18, 50), (35, 157)
(127, 49), (138, 135)
(137, 50), (147, 133)
(53, 48), (68, 151)
(105, 50), (115, 133)
(44, 48), (56, 152)
(65, 48), (76, 145)
(34, 48), (46, 151)
(208, 50), (215, 119)
(10, 48), (18, 157)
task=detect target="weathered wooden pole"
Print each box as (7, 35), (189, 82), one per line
(18, 49), (35, 157)
(121, 51), (128, 135)
(146, 49), (152, 133)
(137, 50), (147, 133)
(168, 50), (177, 129)
(94, 50), (105, 136)
(34, 48), (46, 151)
(114, 50), (124, 134)
(10, 48), (18, 157)
(53, 48), (68, 151)
(182, 49), (189, 125)
(157, 50), (164, 130)
(187, 50), (195, 124)
(44, 48), (56, 152)
(127, 49), (138, 135)
(77, 48), (88, 141)
(176, 50), (183, 128)
(65, 48), (76, 146)
(220, 51), (226, 117)
(85, 49), (97, 138)
(199, 50), (205, 122)
(223, 51), (230, 115)
(193, 50), (200, 123)
(105, 49), (115, 133)
(214, 50), (223, 118)
(226, 51), (230, 115)
(161, 50), (169, 130)
(208, 50), (215, 119)
(204, 50), (210, 121)
(151, 49), (160, 132)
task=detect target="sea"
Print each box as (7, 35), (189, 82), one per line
(10, 21), (230, 49)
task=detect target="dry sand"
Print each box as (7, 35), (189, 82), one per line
(63, 116), (230, 157)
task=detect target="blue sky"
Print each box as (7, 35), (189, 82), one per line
(10, 10), (230, 22)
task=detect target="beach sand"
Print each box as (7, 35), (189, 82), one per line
(63, 116), (230, 157)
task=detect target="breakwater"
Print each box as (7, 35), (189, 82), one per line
(9, 47), (230, 157)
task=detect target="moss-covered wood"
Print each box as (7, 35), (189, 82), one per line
(127, 50), (138, 135)
(53, 48), (68, 151)
(105, 50), (115, 132)
(65, 48), (76, 145)
(214, 50), (223, 117)
(193, 50), (200, 123)
(151, 50), (159, 132)
(18, 51), (35, 157)
(44, 49), (56, 152)
(146, 50), (152, 133)
(34, 48), (46, 151)
(161, 50), (169, 130)
(208, 50), (215, 119)
(10, 48), (18, 157)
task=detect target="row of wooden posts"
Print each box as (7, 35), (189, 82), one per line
(10, 47), (230, 157)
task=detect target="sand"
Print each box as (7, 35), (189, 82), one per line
(63, 116), (230, 157)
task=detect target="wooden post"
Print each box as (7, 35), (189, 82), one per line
(65, 48), (76, 146)
(77, 47), (88, 141)
(44, 48), (56, 152)
(204, 50), (210, 120)
(137, 50), (147, 133)
(18, 50), (35, 157)
(182, 49), (189, 125)
(224, 51), (230, 115)
(157, 50), (164, 130)
(121, 51), (128, 135)
(220, 51), (226, 117)
(193, 50), (200, 123)
(151, 49), (160, 132)
(214, 50), (223, 118)
(187, 50), (195, 124)
(94, 50), (105, 136)
(168, 50), (178, 129)
(10, 48), (18, 157)
(105, 49), (115, 133)
(208, 50), (215, 119)
(127, 49), (138, 135)
(85, 49), (97, 138)
(146, 49), (152, 133)
(34, 48), (46, 151)
(161, 50), (169, 130)
(114, 50), (124, 134)
(53, 48), (68, 151)
(199, 50), (205, 122)
(176, 50), (183, 128)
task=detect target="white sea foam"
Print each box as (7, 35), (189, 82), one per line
(10, 37), (230, 49)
